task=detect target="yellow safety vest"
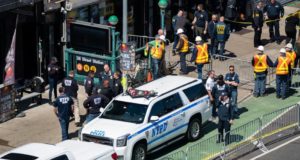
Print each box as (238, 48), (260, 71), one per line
(276, 56), (291, 75)
(286, 51), (296, 68)
(150, 41), (165, 60)
(253, 54), (268, 73)
(179, 35), (189, 53)
(195, 44), (209, 64)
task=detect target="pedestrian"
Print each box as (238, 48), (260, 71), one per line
(285, 43), (296, 87)
(225, 65), (239, 116)
(264, 0), (284, 44)
(213, 16), (230, 61)
(225, 0), (237, 32)
(285, 12), (299, 46)
(172, 9), (189, 51)
(217, 91), (234, 144)
(99, 64), (113, 87)
(192, 4), (208, 39)
(208, 14), (218, 55)
(84, 71), (95, 96)
(100, 79), (114, 101)
(190, 36), (209, 80)
(144, 35), (165, 79)
(62, 70), (80, 126)
(274, 48), (291, 100)
(212, 75), (231, 119)
(53, 87), (74, 141)
(205, 70), (216, 117)
(252, 1), (264, 48)
(47, 57), (59, 104)
(175, 28), (189, 75)
(252, 46), (273, 97)
(112, 71), (123, 96)
(83, 89), (109, 123)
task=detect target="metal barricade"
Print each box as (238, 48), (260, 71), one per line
(156, 150), (186, 160)
(128, 34), (155, 52)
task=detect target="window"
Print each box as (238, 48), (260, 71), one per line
(51, 155), (69, 160)
(1, 153), (38, 160)
(149, 93), (183, 119)
(183, 83), (207, 102)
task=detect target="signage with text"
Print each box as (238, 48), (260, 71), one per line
(76, 55), (108, 77)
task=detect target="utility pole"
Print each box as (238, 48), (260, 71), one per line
(122, 0), (128, 43)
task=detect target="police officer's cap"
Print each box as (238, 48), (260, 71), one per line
(257, 46), (264, 52)
(195, 36), (202, 42)
(280, 48), (286, 54)
(285, 43), (293, 49)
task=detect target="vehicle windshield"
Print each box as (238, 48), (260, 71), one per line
(1, 153), (38, 160)
(100, 100), (147, 124)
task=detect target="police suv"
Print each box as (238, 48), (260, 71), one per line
(81, 76), (212, 160)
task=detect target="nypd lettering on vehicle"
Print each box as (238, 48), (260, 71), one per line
(152, 122), (168, 137)
(90, 130), (105, 137)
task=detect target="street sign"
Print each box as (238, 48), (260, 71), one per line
(75, 55), (108, 77)
(120, 43), (135, 71)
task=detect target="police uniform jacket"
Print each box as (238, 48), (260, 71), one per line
(100, 87), (114, 101)
(194, 10), (208, 28)
(218, 99), (234, 121)
(113, 78), (123, 96)
(212, 84), (231, 101)
(225, 0), (237, 19)
(53, 94), (74, 119)
(253, 7), (264, 28)
(62, 77), (79, 98)
(83, 94), (109, 114)
(47, 63), (59, 79)
(84, 76), (94, 95)
(264, 1), (284, 19)
(225, 72), (240, 91)
(208, 20), (217, 38)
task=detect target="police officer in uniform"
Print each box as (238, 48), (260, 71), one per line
(99, 64), (113, 88)
(112, 71), (123, 96)
(47, 57), (60, 103)
(212, 75), (231, 118)
(225, 0), (237, 32)
(84, 71), (95, 96)
(208, 14), (218, 55)
(213, 16), (230, 61)
(264, 0), (284, 44)
(253, 1), (264, 48)
(192, 4), (208, 39)
(62, 70), (80, 126)
(53, 87), (74, 141)
(83, 89), (109, 123)
(225, 65), (239, 116)
(274, 48), (292, 100)
(190, 36), (209, 80)
(252, 46), (273, 97)
(100, 79), (114, 101)
(217, 91), (234, 144)
(175, 28), (189, 75)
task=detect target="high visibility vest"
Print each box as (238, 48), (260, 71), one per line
(150, 40), (165, 60)
(179, 35), (189, 53)
(276, 56), (291, 75)
(195, 44), (209, 64)
(253, 54), (268, 73)
(286, 51), (296, 68)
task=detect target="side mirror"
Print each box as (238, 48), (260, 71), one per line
(150, 116), (159, 122)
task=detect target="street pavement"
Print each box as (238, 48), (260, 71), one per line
(0, 4), (299, 160)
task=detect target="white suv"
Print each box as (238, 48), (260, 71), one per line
(81, 75), (212, 160)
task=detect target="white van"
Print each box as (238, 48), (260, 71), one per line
(81, 75), (212, 160)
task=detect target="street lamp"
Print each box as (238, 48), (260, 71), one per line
(158, 0), (168, 30)
(108, 15), (119, 72)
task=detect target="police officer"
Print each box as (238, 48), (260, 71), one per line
(213, 16), (230, 61)
(190, 36), (209, 80)
(47, 57), (60, 103)
(192, 4), (208, 38)
(100, 79), (114, 101)
(62, 70), (80, 126)
(274, 48), (291, 100)
(225, 65), (239, 116)
(144, 35), (166, 79)
(253, 1), (264, 48)
(84, 71), (95, 96)
(83, 89), (109, 123)
(175, 28), (189, 75)
(264, 0), (284, 44)
(99, 64), (113, 87)
(112, 71), (123, 96)
(212, 75), (230, 118)
(252, 46), (273, 97)
(53, 87), (74, 141)
(285, 12), (298, 46)
(225, 0), (237, 32)
(208, 14), (218, 55)
(286, 43), (297, 87)
(217, 91), (234, 144)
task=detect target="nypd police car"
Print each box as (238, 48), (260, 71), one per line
(81, 75), (212, 160)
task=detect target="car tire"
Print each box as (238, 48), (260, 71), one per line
(132, 142), (147, 160)
(186, 117), (202, 141)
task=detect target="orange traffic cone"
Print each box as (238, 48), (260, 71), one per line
(147, 70), (153, 82)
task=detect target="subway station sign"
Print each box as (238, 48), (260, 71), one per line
(76, 55), (107, 77)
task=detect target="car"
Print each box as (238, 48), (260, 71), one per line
(0, 140), (118, 160)
(81, 75), (212, 160)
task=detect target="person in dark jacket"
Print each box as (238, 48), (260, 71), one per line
(253, 1), (264, 47)
(208, 14), (218, 55)
(285, 12), (299, 46)
(212, 75), (231, 118)
(47, 57), (60, 103)
(225, 0), (237, 32)
(213, 16), (230, 61)
(192, 4), (209, 39)
(172, 9), (190, 51)
(62, 70), (80, 126)
(83, 89), (109, 123)
(100, 79), (114, 101)
(217, 91), (234, 144)
(53, 87), (74, 141)
(112, 71), (123, 96)
(84, 71), (95, 96)
(99, 64), (113, 87)
(264, 0), (284, 44)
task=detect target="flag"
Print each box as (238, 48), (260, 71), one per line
(4, 28), (17, 86)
